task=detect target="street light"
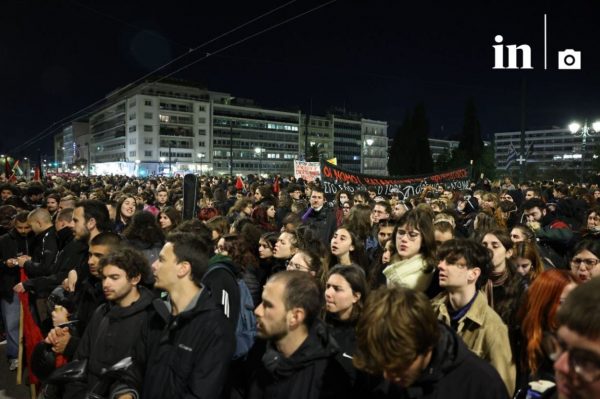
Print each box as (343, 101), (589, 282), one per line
(197, 153), (205, 174)
(362, 138), (374, 173)
(254, 147), (263, 177)
(568, 119), (600, 183)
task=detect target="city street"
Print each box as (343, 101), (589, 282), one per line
(0, 343), (30, 399)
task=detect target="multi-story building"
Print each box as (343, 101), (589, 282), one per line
(362, 119), (388, 175)
(494, 127), (600, 174)
(53, 121), (89, 169)
(428, 138), (460, 161)
(56, 79), (388, 177)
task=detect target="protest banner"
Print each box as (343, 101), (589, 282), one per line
(294, 160), (321, 182)
(320, 161), (470, 200)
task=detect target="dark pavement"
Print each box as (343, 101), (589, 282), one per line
(0, 343), (31, 399)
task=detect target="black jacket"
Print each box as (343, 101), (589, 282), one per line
(376, 323), (508, 399)
(63, 286), (155, 399)
(204, 254), (241, 326)
(0, 229), (32, 301)
(246, 321), (353, 399)
(23, 228), (88, 297)
(23, 226), (59, 288)
(302, 206), (338, 248)
(118, 287), (235, 399)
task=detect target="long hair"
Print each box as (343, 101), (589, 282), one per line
(394, 209), (437, 273)
(123, 211), (165, 245)
(519, 269), (579, 374)
(325, 264), (368, 322)
(327, 225), (369, 271)
(512, 241), (544, 282)
(157, 206), (182, 232)
(344, 204), (373, 242)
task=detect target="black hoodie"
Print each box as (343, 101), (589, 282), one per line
(380, 323), (508, 399)
(247, 320), (353, 399)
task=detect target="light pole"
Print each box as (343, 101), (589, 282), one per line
(197, 153), (205, 175)
(362, 138), (374, 173)
(568, 120), (600, 183)
(254, 147), (263, 177)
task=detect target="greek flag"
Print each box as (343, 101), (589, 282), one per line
(505, 143), (518, 169)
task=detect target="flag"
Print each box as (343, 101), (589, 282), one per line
(8, 160), (19, 182)
(524, 142), (534, 159)
(272, 175), (280, 194)
(235, 176), (244, 191)
(4, 157), (11, 178)
(505, 143), (518, 170)
(18, 268), (43, 385)
(327, 157), (337, 166)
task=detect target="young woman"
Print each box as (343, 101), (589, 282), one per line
(122, 211), (165, 284)
(328, 226), (369, 270)
(324, 264), (368, 382)
(569, 239), (600, 283)
(510, 224), (535, 244)
(382, 209), (437, 293)
(205, 215), (230, 246)
(518, 269), (579, 389)
(273, 231), (300, 265)
(157, 206), (181, 233)
(286, 247), (324, 281)
(257, 232), (282, 282)
(511, 241), (545, 283)
(113, 195), (137, 234)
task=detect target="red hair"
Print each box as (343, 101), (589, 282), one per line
(519, 269), (579, 374)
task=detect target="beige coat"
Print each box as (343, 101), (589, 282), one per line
(382, 254), (433, 292)
(431, 291), (516, 397)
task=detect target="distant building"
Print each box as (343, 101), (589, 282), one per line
(54, 79), (388, 176)
(494, 127), (600, 174)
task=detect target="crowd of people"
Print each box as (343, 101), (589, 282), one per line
(0, 173), (600, 398)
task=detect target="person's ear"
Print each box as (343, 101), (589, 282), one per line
(352, 291), (361, 304)
(287, 307), (306, 328)
(468, 267), (481, 285)
(177, 261), (192, 278)
(130, 274), (142, 286)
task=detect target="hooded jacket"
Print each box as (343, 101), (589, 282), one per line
(63, 286), (155, 399)
(116, 287), (235, 399)
(246, 320), (352, 399)
(23, 225), (58, 282)
(378, 323), (508, 399)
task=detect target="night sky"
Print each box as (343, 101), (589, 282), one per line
(2, 0), (600, 158)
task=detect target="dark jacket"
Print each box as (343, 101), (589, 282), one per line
(0, 229), (32, 301)
(23, 229), (87, 297)
(23, 226), (59, 288)
(246, 321), (353, 399)
(204, 254), (241, 326)
(376, 324), (508, 399)
(64, 275), (105, 359)
(63, 286), (155, 399)
(302, 206), (338, 247)
(117, 287), (235, 399)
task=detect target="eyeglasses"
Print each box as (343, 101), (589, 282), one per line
(286, 261), (310, 272)
(396, 230), (420, 241)
(571, 257), (600, 270)
(543, 333), (600, 383)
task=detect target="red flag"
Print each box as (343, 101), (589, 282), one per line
(273, 176), (280, 194)
(8, 160), (19, 182)
(4, 157), (11, 179)
(18, 268), (43, 385)
(235, 176), (244, 191)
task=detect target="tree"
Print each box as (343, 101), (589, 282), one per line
(457, 98), (484, 174)
(307, 143), (320, 162)
(388, 104), (433, 176)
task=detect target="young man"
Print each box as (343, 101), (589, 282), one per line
(552, 277), (600, 399)
(0, 211), (32, 371)
(431, 239), (516, 396)
(45, 232), (122, 359)
(155, 188), (169, 211)
(247, 270), (350, 398)
(354, 286), (508, 398)
(302, 186), (337, 247)
(115, 232), (235, 399)
(63, 248), (154, 399)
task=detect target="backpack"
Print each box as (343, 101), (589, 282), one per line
(202, 264), (256, 359)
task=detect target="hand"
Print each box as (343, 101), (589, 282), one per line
(64, 270), (78, 292)
(17, 255), (31, 267)
(13, 283), (25, 294)
(52, 306), (70, 327)
(5, 258), (17, 268)
(45, 327), (70, 354)
(527, 221), (541, 232)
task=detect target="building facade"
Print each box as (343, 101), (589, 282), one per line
(494, 127), (600, 174)
(55, 80), (388, 177)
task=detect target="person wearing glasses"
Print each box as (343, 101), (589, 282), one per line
(569, 240), (600, 283)
(549, 275), (600, 399)
(382, 209), (437, 293)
